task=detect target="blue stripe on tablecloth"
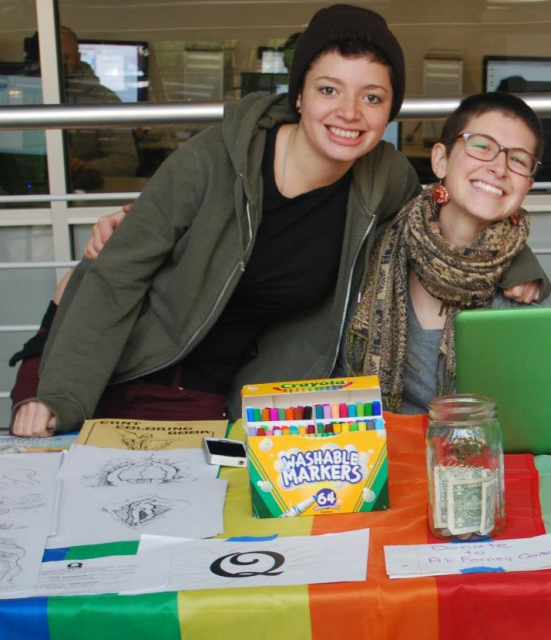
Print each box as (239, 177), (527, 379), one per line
(0, 597), (50, 640)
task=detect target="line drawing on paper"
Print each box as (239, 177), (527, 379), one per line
(84, 455), (196, 486)
(0, 538), (25, 587)
(0, 493), (46, 515)
(102, 494), (190, 529)
(0, 446), (29, 454)
(0, 469), (40, 487)
(117, 429), (175, 451)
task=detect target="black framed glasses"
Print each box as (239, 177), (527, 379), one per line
(456, 132), (541, 177)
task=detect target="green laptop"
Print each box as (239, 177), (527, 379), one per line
(455, 306), (551, 455)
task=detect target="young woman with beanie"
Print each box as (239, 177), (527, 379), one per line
(11, 5), (546, 436)
(347, 92), (550, 414)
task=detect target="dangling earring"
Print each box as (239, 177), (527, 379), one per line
(511, 212), (520, 226)
(432, 181), (450, 205)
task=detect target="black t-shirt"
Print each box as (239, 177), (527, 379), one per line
(179, 123), (351, 394)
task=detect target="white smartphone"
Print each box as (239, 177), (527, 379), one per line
(202, 438), (247, 467)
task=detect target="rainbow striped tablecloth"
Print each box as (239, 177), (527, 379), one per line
(2, 413), (551, 640)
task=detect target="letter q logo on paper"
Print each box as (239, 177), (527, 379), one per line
(210, 551), (285, 578)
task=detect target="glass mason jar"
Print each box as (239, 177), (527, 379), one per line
(426, 394), (505, 540)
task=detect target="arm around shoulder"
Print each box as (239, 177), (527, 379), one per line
(498, 245), (551, 301)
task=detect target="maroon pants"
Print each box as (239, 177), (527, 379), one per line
(11, 357), (227, 422)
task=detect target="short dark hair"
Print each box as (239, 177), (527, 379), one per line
(440, 92), (544, 159)
(305, 34), (396, 106)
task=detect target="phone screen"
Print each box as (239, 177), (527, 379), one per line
(207, 440), (246, 457)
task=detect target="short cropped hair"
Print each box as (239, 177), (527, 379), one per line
(440, 92), (544, 159)
(307, 35), (396, 101)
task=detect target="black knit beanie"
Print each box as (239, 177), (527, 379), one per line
(288, 4), (405, 122)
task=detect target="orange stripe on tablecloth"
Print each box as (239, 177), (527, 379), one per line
(309, 413), (439, 640)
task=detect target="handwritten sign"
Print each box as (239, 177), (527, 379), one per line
(384, 533), (551, 578)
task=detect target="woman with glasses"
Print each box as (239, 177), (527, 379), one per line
(346, 91), (550, 414)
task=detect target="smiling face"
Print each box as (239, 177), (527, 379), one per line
(296, 51), (393, 171)
(432, 111), (537, 244)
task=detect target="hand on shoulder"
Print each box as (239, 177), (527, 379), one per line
(503, 280), (541, 304)
(83, 203), (133, 259)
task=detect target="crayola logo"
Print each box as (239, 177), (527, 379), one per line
(274, 380), (352, 392)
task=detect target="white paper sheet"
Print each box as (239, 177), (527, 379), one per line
(140, 528), (370, 591)
(1, 551), (171, 598)
(385, 533), (551, 578)
(0, 453), (62, 594)
(48, 479), (228, 548)
(58, 445), (219, 485)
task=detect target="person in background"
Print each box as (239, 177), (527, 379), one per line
(60, 26), (139, 188)
(282, 32), (302, 71)
(24, 28), (139, 189)
(10, 5), (547, 437)
(346, 92), (550, 414)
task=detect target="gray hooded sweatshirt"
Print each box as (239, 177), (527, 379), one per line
(23, 93), (427, 430)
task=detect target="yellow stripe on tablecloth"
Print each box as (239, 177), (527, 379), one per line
(177, 421), (314, 639)
(178, 587), (312, 640)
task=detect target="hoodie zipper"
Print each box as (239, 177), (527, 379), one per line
(328, 213), (377, 374)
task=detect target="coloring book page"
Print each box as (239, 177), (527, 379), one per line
(59, 445), (219, 486)
(0, 453), (62, 595)
(48, 479), (228, 547)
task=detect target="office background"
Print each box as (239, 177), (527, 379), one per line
(1, 0), (550, 429)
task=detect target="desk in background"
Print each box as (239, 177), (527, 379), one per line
(1, 414), (550, 640)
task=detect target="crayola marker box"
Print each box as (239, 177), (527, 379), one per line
(242, 376), (388, 518)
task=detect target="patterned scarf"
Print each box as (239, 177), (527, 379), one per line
(346, 183), (530, 412)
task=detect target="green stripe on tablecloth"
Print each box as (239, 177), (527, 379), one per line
(535, 455), (551, 532)
(48, 592), (181, 640)
(48, 541), (181, 640)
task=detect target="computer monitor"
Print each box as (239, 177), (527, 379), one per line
(78, 40), (149, 103)
(483, 55), (551, 93)
(483, 56), (551, 183)
(241, 72), (289, 97)
(0, 74), (48, 194)
(382, 121), (401, 151)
